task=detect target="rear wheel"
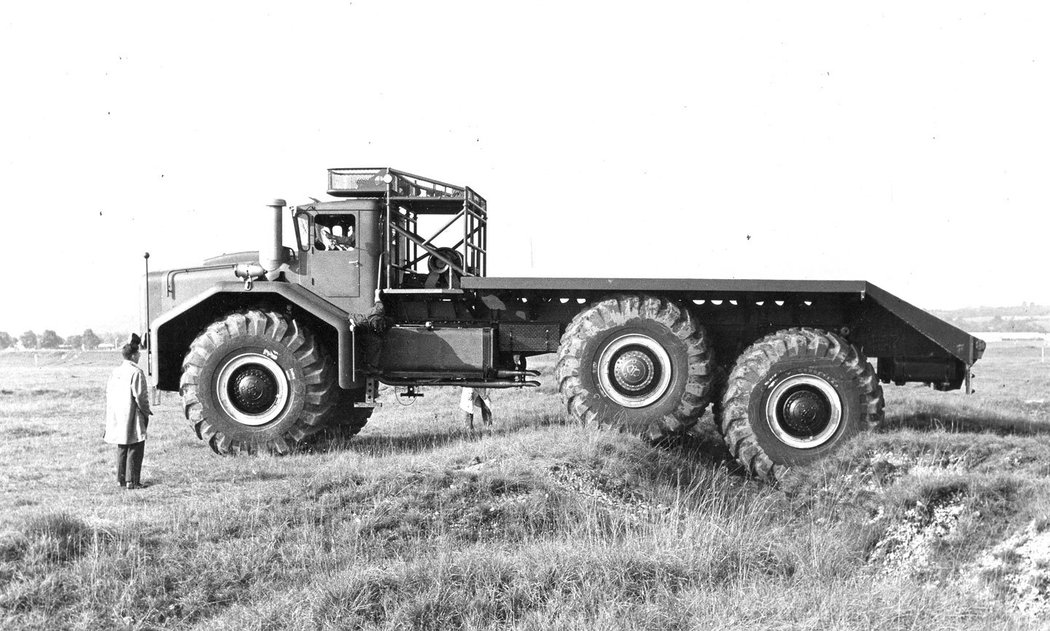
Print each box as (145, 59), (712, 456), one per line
(179, 310), (337, 454)
(556, 294), (715, 440)
(718, 328), (884, 480)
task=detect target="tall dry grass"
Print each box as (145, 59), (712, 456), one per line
(0, 344), (1047, 629)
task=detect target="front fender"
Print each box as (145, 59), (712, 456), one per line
(150, 281), (357, 390)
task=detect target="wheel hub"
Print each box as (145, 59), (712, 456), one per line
(229, 366), (279, 413)
(779, 388), (830, 435)
(216, 352), (290, 426)
(613, 350), (655, 392)
(596, 334), (673, 408)
(765, 374), (842, 449)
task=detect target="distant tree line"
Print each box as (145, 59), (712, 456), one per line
(0, 329), (126, 350)
(930, 304), (1048, 334)
(941, 315), (1047, 333)
(932, 303), (1050, 319)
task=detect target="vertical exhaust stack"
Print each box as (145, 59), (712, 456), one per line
(262, 198), (287, 272)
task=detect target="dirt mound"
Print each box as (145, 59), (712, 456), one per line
(868, 490), (970, 574)
(971, 522), (1050, 620)
(548, 463), (668, 522)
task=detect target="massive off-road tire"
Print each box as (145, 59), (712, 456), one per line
(323, 391), (373, 439)
(556, 294), (715, 440)
(718, 328), (884, 481)
(179, 310), (337, 454)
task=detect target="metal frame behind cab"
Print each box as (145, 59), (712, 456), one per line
(327, 167), (487, 291)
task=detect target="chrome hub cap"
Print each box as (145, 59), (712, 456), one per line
(765, 374), (842, 448)
(216, 353), (289, 425)
(614, 350), (655, 392)
(597, 334), (672, 408)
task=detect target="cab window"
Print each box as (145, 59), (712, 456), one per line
(314, 215), (356, 251)
(294, 212), (311, 252)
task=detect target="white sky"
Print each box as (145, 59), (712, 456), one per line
(1, 2), (1047, 335)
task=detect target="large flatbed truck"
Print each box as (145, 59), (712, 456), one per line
(145, 167), (985, 479)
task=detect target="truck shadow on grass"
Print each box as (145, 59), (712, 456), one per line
(304, 416), (560, 456)
(303, 430), (466, 456)
(303, 415), (745, 477)
(655, 422), (745, 475)
(883, 407), (1050, 436)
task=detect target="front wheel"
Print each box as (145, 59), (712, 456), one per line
(323, 390), (374, 439)
(179, 310), (337, 454)
(718, 328), (884, 480)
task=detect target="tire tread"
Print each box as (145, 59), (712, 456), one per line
(555, 294), (715, 440)
(717, 327), (884, 481)
(179, 308), (337, 455)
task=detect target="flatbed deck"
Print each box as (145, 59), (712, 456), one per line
(460, 276), (983, 366)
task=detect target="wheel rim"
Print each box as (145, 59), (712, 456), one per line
(765, 374), (842, 449)
(216, 352), (289, 426)
(596, 334), (673, 408)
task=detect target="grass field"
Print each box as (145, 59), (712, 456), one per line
(1, 344), (1049, 630)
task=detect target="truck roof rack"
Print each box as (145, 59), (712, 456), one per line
(328, 167), (478, 204)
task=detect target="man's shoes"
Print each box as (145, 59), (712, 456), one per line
(126, 482), (148, 490)
(118, 482), (126, 488)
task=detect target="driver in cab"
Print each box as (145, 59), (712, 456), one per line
(316, 224), (354, 251)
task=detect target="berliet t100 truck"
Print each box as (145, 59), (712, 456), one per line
(145, 167), (985, 480)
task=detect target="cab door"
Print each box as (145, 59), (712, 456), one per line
(306, 213), (360, 302)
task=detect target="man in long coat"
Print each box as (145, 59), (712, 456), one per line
(104, 341), (152, 489)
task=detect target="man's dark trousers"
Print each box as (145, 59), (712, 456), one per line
(116, 441), (145, 486)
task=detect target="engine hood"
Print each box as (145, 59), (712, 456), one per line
(202, 251), (259, 266)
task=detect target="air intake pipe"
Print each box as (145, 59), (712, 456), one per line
(261, 198), (287, 272)
(236, 198), (287, 286)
